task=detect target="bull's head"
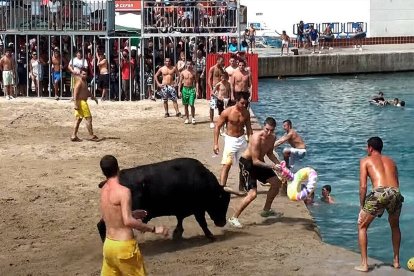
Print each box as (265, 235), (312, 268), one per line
(206, 187), (230, 227)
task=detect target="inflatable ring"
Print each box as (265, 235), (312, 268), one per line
(287, 167), (318, 201)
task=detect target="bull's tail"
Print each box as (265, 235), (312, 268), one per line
(97, 219), (106, 242)
(98, 180), (107, 189)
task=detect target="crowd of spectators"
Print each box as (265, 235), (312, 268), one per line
(1, 32), (248, 101)
(143, 0), (238, 34)
(0, 1), (245, 100)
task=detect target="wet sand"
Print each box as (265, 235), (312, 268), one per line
(0, 98), (408, 275)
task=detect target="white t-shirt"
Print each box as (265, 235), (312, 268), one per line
(48, 1), (61, 13)
(69, 57), (88, 74)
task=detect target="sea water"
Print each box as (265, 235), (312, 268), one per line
(252, 72), (414, 268)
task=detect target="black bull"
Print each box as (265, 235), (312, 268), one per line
(97, 158), (230, 241)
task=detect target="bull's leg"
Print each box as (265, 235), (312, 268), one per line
(194, 212), (214, 241)
(173, 216), (184, 240)
(97, 219), (106, 242)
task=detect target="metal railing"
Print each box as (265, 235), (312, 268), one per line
(142, 0), (238, 35)
(0, 0), (115, 33)
(292, 22), (367, 38)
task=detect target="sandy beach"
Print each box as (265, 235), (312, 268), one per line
(0, 98), (408, 275)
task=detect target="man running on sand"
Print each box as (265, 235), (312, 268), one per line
(155, 57), (181, 118)
(99, 155), (169, 275)
(179, 61), (198, 124)
(71, 68), (98, 142)
(355, 136), (404, 272)
(274, 119), (306, 169)
(228, 117), (282, 228)
(213, 92), (252, 196)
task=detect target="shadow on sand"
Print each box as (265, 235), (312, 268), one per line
(140, 229), (250, 257)
(85, 136), (121, 142)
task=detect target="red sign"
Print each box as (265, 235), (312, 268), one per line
(115, 1), (141, 11)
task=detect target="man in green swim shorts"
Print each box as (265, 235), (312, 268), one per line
(179, 61), (198, 124)
(356, 136), (404, 272)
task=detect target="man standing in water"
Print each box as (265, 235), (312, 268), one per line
(355, 136), (404, 272)
(71, 68), (98, 142)
(228, 117), (282, 228)
(213, 92), (252, 196)
(100, 155), (169, 275)
(274, 119), (306, 169)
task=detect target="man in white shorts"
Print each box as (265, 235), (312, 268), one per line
(274, 119), (306, 169)
(213, 92), (252, 196)
(280, 30), (290, 56)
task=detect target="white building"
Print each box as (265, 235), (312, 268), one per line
(240, 0), (414, 37)
(370, 0), (414, 36)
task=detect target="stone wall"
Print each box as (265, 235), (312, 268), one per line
(258, 52), (414, 77)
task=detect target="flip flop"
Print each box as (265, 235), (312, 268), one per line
(70, 137), (82, 142)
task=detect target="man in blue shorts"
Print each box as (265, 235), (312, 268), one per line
(154, 57), (181, 118)
(51, 48), (63, 100)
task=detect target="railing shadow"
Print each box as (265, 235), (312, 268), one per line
(139, 229), (250, 257)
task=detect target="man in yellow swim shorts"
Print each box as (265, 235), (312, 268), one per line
(71, 68), (99, 142)
(99, 155), (169, 275)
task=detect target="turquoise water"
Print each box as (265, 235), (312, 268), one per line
(252, 73), (414, 268)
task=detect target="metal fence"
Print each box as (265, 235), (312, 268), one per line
(1, 0), (245, 101)
(142, 0), (238, 34)
(0, 0), (114, 33)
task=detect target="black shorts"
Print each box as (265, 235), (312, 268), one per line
(98, 74), (109, 90)
(239, 157), (276, 191)
(217, 99), (224, 114)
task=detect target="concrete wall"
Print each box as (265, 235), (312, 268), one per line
(370, 0), (414, 37)
(258, 53), (414, 77)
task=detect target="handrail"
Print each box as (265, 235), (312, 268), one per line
(0, 0), (115, 33)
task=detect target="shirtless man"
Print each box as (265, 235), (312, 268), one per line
(225, 56), (238, 85)
(231, 60), (252, 102)
(155, 57), (181, 118)
(0, 47), (16, 100)
(280, 30), (290, 56)
(274, 119), (306, 169)
(228, 117), (282, 228)
(248, 23), (256, 53)
(71, 68), (99, 142)
(355, 137), (404, 272)
(213, 72), (231, 116)
(208, 56), (225, 128)
(99, 155), (169, 275)
(213, 92), (252, 196)
(51, 48), (63, 100)
(179, 61), (197, 124)
(96, 50), (109, 101)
